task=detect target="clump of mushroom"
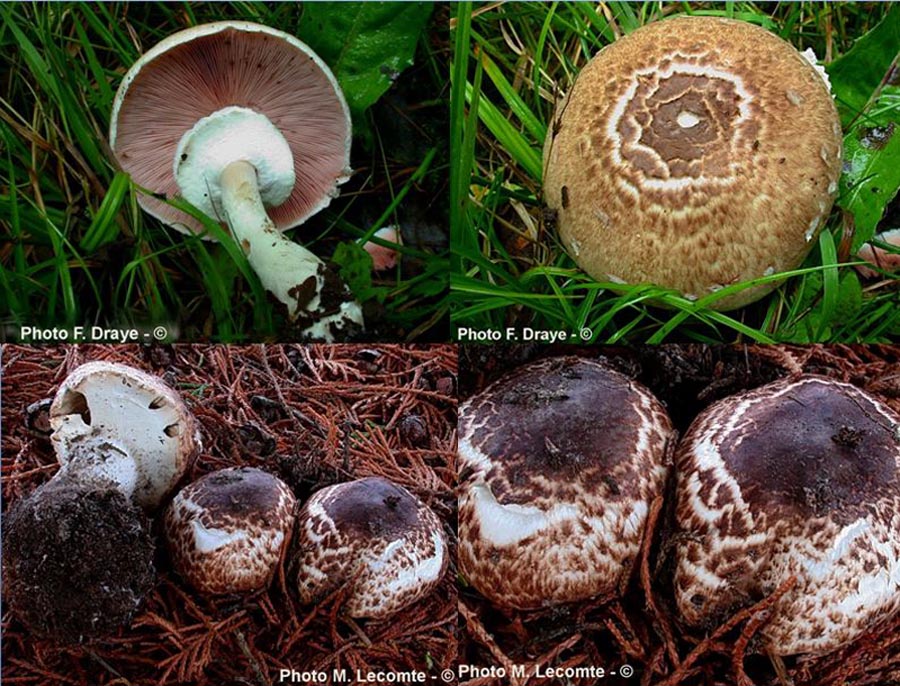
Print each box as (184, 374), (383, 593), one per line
(543, 16), (842, 310)
(164, 467), (297, 594)
(458, 356), (674, 609)
(674, 376), (900, 656)
(295, 476), (448, 618)
(3, 361), (200, 643)
(110, 21), (363, 340)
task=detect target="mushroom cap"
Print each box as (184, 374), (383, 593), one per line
(674, 375), (900, 656)
(2, 476), (155, 644)
(295, 476), (448, 618)
(364, 225), (402, 271)
(856, 228), (900, 279)
(163, 467), (297, 594)
(110, 20), (351, 236)
(458, 357), (674, 610)
(543, 16), (842, 310)
(50, 361), (201, 510)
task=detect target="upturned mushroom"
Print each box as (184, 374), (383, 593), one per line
(543, 16), (843, 310)
(3, 361), (200, 643)
(295, 476), (448, 618)
(110, 21), (363, 340)
(674, 376), (900, 655)
(458, 357), (674, 609)
(50, 361), (201, 510)
(164, 467), (297, 594)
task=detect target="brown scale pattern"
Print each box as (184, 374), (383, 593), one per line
(674, 376), (900, 655)
(164, 466), (296, 594)
(295, 476), (448, 618)
(543, 17), (842, 310)
(458, 357), (675, 609)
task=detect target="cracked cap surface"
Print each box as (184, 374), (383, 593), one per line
(543, 16), (842, 310)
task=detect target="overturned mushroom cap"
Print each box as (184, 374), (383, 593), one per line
(164, 467), (297, 594)
(50, 361), (201, 510)
(856, 228), (900, 279)
(674, 376), (900, 656)
(110, 21), (351, 235)
(458, 357), (674, 609)
(2, 476), (156, 644)
(296, 477), (448, 618)
(543, 16), (842, 310)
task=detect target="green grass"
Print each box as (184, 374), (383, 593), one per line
(450, 2), (900, 343)
(0, 2), (449, 342)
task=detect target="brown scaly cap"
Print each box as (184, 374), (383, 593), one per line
(543, 16), (842, 310)
(295, 477), (448, 619)
(164, 467), (297, 595)
(674, 375), (900, 656)
(458, 356), (674, 610)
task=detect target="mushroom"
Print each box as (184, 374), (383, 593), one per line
(364, 225), (402, 271)
(458, 356), (674, 609)
(855, 228), (900, 279)
(50, 361), (201, 510)
(543, 16), (843, 310)
(2, 475), (156, 643)
(295, 476), (448, 618)
(110, 21), (363, 340)
(164, 467), (296, 594)
(674, 376), (900, 656)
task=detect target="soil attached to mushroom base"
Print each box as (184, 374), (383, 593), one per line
(1, 343), (457, 686)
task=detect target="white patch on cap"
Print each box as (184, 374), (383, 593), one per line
(468, 482), (579, 547)
(50, 362), (198, 510)
(677, 111), (701, 128)
(191, 520), (250, 553)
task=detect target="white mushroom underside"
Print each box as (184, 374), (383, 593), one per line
(51, 371), (187, 509)
(175, 106), (295, 218)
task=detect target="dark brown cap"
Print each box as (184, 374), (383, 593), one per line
(674, 375), (900, 655)
(458, 356), (674, 609)
(164, 467), (296, 594)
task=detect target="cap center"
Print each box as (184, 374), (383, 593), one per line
(677, 110), (701, 128)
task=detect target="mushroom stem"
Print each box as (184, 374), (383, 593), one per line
(218, 160), (363, 340)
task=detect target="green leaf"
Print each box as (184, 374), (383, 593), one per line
(833, 271), (863, 325)
(81, 172), (129, 252)
(839, 88), (900, 250)
(826, 5), (900, 126)
(298, 3), (432, 121)
(332, 241), (388, 304)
